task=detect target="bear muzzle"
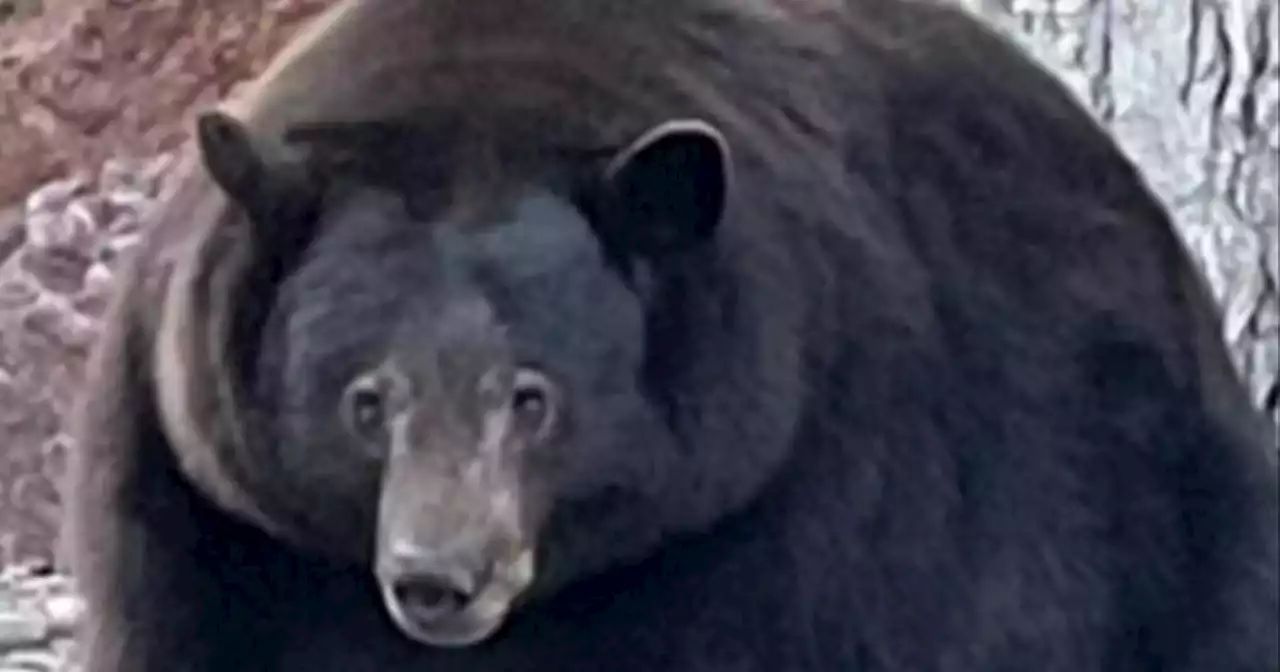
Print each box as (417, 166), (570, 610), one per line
(374, 452), (538, 648)
(376, 537), (535, 648)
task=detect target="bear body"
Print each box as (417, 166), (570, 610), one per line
(64, 1), (1279, 671)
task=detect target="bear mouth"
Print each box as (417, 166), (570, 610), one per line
(379, 548), (536, 648)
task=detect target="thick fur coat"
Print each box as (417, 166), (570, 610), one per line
(64, 1), (1278, 671)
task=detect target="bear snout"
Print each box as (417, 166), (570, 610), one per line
(379, 538), (490, 611)
(375, 533), (536, 648)
(374, 453), (537, 648)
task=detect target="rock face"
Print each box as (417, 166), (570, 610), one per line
(0, 0), (1276, 670)
(0, 155), (166, 568)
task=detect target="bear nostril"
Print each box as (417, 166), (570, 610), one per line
(390, 573), (472, 622)
(385, 554), (497, 623)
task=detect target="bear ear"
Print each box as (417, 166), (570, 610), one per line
(195, 110), (315, 219)
(196, 111), (269, 205)
(597, 118), (731, 257)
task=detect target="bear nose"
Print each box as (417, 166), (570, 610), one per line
(380, 544), (491, 621)
(389, 572), (471, 622)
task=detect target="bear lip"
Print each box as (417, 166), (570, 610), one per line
(380, 547), (536, 648)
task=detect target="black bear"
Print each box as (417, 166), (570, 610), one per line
(63, 0), (1279, 671)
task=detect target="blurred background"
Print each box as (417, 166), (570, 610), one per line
(0, 0), (1276, 669)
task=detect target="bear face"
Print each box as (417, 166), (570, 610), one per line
(255, 187), (658, 648)
(197, 111), (801, 647)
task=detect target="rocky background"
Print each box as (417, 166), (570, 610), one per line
(0, 0), (1277, 670)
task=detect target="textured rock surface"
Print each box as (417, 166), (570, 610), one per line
(0, 154), (166, 570)
(0, 562), (79, 672)
(0, 1), (1277, 670)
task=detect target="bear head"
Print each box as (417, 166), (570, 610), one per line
(173, 109), (804, 648)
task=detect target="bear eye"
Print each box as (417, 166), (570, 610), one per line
(511, 369), (558, 440)
(342, 374), (388, 442)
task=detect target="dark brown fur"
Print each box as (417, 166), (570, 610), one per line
(64, 0), (1278, 671)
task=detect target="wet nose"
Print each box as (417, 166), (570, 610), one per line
(380, 545), (491, 621)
